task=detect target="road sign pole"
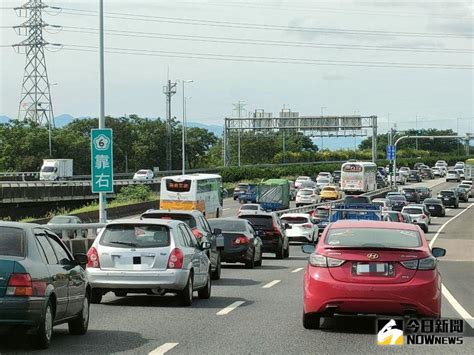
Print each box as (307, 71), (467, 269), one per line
(98, 0), (106, 222)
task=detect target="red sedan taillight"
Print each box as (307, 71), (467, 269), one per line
(167, 248), (184, 269)
(309, 254), (345, 267)
(87, 247), (100, 268)
(401, 256), (437, 270)
(6, 273), (33, 296)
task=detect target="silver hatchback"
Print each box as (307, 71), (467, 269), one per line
(86, 219), (212, 306)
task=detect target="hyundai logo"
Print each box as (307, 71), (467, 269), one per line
(367, 253), (379, 260)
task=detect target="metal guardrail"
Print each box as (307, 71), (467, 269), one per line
(275, 186), (394, 217)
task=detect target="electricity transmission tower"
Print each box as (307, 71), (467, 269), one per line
(13, 0), (58, 126)
(163, 80), (177, 170)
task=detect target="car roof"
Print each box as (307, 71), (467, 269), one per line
(0, 221), (41, 229)
(142, 209), (203, 217)
(107, 218), (183, 227)
(280, 213), (310, 218)
(329, 220), (418, 231)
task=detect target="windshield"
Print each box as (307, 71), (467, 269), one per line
(299, 190), (313, 196)
(0, 227), (25, 257)
(326, 228), (421, 248)
(315, 209), (329, 217)
(239, 215), (273, 229)
(440, 191), (454, 196)
(49, 216), (73, 224)
(100, 224), (170, 248)
(141, 213), (196, 228)
(344, 196), (370, 204)
(317, 178), (329, 183)
(41, 166), (55, 172)
(136, 170), (148, 174)
(424, 199), (441, 204)
(208, 219), (247, 232)
(296, 176), (310, 181)
(322, 187), (335, 192)
(281, 216), (308, 224)
(403, 208), (423, 214)
(447, 170), (457, 174)
(241, 205), (258, 210)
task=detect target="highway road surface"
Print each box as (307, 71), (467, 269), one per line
(0, 178), (472, 354)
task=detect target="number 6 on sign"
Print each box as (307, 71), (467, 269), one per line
(91, 129), (114, 193)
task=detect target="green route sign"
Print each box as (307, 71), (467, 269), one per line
(91, 128), (114, 193)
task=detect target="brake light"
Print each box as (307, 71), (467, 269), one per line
(401, 256), (437, 270)
(308, 254), (345, 267)
(192, 227), (204, 239)
(273, 222), (280, 235)
(167, 248), (184, 269)
(302, 223), (313, 229)
(232, 235), (250, 246)
(6, 273), (33, 296)
(87, 247), (100, 268)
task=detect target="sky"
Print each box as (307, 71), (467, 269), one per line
(0, 0), (473, 135)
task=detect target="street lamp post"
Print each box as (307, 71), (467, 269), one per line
(179, 80), (193, 175)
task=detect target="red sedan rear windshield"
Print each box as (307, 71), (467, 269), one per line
(0, 227), (26, 257)
(326, 228), (421, 248)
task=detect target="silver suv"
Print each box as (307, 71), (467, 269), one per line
(86, 219), (212, 306)
(401, 206), (430, 233)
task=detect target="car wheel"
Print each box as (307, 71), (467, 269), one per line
(283, 243), (290, 258)
(35, 299), (54, 349)
(198, 271), (212, 299)
(245, 250), (255, 269)
(177, 275), (193, 306)
(303, 312), (321, 329)
(211, 254), (221, 280)
(275, 242), (284, 259)
(90, 289), (103, 304)
(423, 225), (429, 233)
(68, 294), (90, 335)
(255, 249), (262, 267)
(114, 291), (127, 297)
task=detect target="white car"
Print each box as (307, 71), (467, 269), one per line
(296, 188), (320, 207)
(459, 181), (473, 197)
(431, 167), (443, 177)
(401, 206), (429, 233)
(280, 213), (318, 243)
(435, 160), (448, 168)
(446, 170), (461, 182)
(455, 169), (465, 179)
(295, 176), (312, 189)
(454, 162), (465, 170)
(133, 169), (154, 180)
(395, 172), (407, 185)
(372, 198), (392, 211)
(399, 167), (410, 176)
(237, 203), (265, 216)
(316, 177), (331, 190)
(317, 172), (333, 183)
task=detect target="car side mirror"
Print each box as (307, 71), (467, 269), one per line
(432, 247), (446, 258)
(301, 244), (316, 254)
(200, 241), (211, 250)
(213, 228), (222, 236)
(74, 253), (88, 266)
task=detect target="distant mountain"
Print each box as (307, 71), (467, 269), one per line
(54, 114), (75, 127)
(0, 115), (12, 124)
(187, 121), (223, 137)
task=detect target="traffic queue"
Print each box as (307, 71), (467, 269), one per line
(0, 160), (472, 348)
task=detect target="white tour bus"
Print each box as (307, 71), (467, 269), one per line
(160, 173), (223, 218)
(340, 161), (377, 194)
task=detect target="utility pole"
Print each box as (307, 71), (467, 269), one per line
(232, 101), (246, 166)
(13, 0), (58, 127)
(415, 114), (419, 150)
(163, 79), (177, 171)
(179, 80), (193, 175)
(98, 0), (106, 223)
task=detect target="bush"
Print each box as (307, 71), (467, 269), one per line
(115, 185), (156, 202)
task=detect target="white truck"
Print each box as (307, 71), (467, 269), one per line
(39, 159), (73, 181)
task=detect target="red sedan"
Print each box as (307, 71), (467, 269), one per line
(302, 220), (446, 329)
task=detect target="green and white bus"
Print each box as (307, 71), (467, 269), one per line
(160, 174), (223, 218)
(465, 159), (474, 180)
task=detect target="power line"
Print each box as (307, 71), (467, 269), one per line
(59, 26), (474, 54)
(55, 7), (473, 39)
(61, 44), (473, 70)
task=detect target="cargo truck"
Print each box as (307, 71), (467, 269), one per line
(257, 179), (290, 211)
(39, 159), (73, 181)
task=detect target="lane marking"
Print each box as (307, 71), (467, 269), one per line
(149, 343), (179, 355)
(442, 285), (474, 328)
(446, 208), (451, 212)
(428, 203), (474, 328)
(262, 280), (281, 288)
(291, 267), (303, 273)
(223, 208), (230, 211)
(216, 301), (245, 315)
(429, 203), (473, 248)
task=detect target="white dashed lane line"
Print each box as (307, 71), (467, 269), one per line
(149, 343), (179, 355)
(216, 301), (245, 315)
(262, 280), (281, 288)
(291, 267), (303, 273)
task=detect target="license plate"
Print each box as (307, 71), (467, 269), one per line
(428, 206), (435, 210)
(444, 198), (449, 200)
(354, 262), (392, 276)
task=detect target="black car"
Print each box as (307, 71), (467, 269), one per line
(420, 168), (434, 179)
(423, 198), (446, 217)
(141, 210), (223, 280)
(238, 213), (290, 259)
(387, 195), (408, 211)
(376, 172), (387, 188)
(413, 162), (425, 171)
(455, 186), (469, 202)
(437, 190), (459, 208)
(233, 183), (250, 200)
(208, 218), (263, 268)
(415, 186), (432, 201)
(0, 222), (90, 349)
(332, 170), (341, 184)
(407, 170), (422, 182)
(401, 188), (420, 203)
